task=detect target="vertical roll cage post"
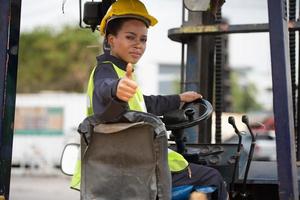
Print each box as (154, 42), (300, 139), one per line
(268, 1), (298, 199)
(0, 0), (22, 199)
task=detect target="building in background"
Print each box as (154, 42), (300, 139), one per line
(13, 93), (85, 171)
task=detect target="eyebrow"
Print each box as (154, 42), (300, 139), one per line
(125, 32), (147, 38)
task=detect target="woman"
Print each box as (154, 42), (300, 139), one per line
(85, 0), (228, 199)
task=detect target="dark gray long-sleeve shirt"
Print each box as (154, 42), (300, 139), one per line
(92, 53), (180, 121)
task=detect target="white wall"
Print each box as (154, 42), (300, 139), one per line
(15, 92), (86, 135)
(13, 93), (85, 169)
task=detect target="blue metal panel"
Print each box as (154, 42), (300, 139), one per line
(185, 12), (203, 143)
(267, 0), (299, 199)
(0, 0), (22, 199)
(185, 37), (201, 143)
(184, 12), (215, 144)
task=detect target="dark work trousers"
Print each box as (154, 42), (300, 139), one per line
(172, 163), (228, 200)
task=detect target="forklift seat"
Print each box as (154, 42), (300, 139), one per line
(79, 111), (171, 200)
(78, 111), (218, 200)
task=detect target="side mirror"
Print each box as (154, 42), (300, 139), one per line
(183, 0), (210, 11)
(183, 0), (225, 16)
(79, 0), (116, 32)
(60, 143), (80, 176)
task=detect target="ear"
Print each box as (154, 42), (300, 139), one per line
(107, 34), (115, 47)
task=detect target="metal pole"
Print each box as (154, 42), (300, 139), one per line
(0, 1), (11, 199)
(0, 0), (22, 199)
(297, 0), (300, 162)
(184, 11), (214, 143)
(180, 1), (186, 92)
(268, 0), (299, 199)
(197, 13), (215, 144)
(288, 0), (298, 160)
(184, 11), (203, 143)
(214, 8), (223, 144)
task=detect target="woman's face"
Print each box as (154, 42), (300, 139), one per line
(108, 19), (148, 64)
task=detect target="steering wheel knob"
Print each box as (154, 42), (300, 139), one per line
(185, 108), (195, 120)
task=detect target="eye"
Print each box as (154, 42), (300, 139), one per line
(126, 35), (135, 40)
(140, 38), (147, 43)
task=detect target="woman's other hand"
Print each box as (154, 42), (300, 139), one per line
(179, 91), (202, 103)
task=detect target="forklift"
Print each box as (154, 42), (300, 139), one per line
(1, 0), (300, 199)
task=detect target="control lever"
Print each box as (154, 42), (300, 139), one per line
(238, 115), (256, 199)
(228, 116), (243, 199)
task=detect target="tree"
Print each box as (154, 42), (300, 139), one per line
(17, 26), (102, 93)
(230, 72), (263, 112)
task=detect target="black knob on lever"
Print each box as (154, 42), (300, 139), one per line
(228, 116), (240, 136)
(228, 116), (243, 153)
(242, 115), (255, 141)
(241, 115), (249, 124)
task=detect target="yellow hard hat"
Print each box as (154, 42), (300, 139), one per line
(99, 0), (158, 35)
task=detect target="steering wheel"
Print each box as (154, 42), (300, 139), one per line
(163, 98), (213, 131)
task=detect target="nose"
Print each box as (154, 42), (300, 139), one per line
(133, 37), (146, 49)
(134, 40), (143, 49)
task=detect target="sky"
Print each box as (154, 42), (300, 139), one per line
(20, 0), (273, 109)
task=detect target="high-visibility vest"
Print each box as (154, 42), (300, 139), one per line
(86, 61), (146, 116)
(71, 61), (188, 190)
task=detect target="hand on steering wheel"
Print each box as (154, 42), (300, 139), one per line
(179, 91), (202, 102)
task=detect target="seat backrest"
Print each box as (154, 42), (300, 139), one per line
(81, 112), (171, 200)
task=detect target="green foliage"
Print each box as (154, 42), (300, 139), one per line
(230, 72), (263, 112)
(17, 26), (102, 93)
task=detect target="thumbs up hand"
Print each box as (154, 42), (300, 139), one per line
(116, 63), (138, 102)
(125, 62), (133, 79)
